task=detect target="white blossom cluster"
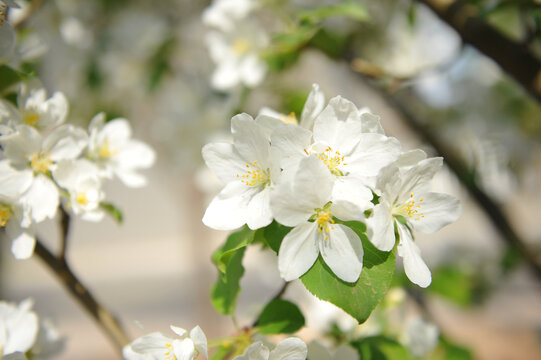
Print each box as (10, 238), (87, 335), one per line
(202, 84), (461, 287)
(203, 0), (268, 91)
(0, 298), (63, 360)
(0, 84), (155, 260)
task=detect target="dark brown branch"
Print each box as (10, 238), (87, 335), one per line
(416, 0), (541, 103)
(58, 207), (70, 262)
(348, 67), (541, 281)
(34, 237), (130, 351)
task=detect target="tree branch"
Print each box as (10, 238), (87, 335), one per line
(416, 0), (541, 104)
(33, 237), (130, 352)
(348, 66), (541, 281)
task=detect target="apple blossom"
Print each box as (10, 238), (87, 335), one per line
(234, 338), (307, 360)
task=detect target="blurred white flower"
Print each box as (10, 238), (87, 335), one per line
(53, 159), (104, 222)
(123, 325), (207, 360)
(234, 338), (307, 360)
(0, 298), (38, 357)
(403, 317), (439, 358)
(87, 113), (155, 188)
(202, 0), (257, 33)
(0, 85), (68, 132)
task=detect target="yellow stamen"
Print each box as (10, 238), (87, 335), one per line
(314, 203), (335, 240)
(236, 161), (270, 187)
(317, 146), (347, 176)
(164, 342), (177, 360)
(279, 112), (297, 125)
(76, 192), (88, 206)
(22, 112), (40, 127)
(0, 203), (12, 227)
(232, 38), (251, 55)
(28, 152), (53, 173)
(98, 140), (117, 158)
(395, 193), (425, 221)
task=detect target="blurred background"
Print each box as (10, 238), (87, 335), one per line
(1, 0), (541, 359)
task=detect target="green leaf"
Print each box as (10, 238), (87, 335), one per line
(256, 299), (305, 334)
(428, 266), (477, 306)
(211, 227), (254, 315)
(259, 221), (291, 253)
(352, 335), (414, 360)
(0, 65), (23, 93)
(100, 202), (123, 224)
(263, 25), (317, 71)
(430, 337), (473, 360)
(299, 1), (370, 24)
(300, 221), (395, 323)
(308, 28), (349, 59)
(210, 342), (234, 360)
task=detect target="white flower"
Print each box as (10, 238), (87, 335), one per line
(202, 113), (279, 230)
(234, 338), (307, 360)
(87, 113), (155, 188)
(0, 85), (68, 131)
(0, 124), (88, 223)
(307, 340), (358, 360)
(403, 317), (439, 357)
(0, 160), (35, 259)
(123, 325), (207, 360)
(367, 152), (462, 287)
(0, 298), (38, 356)
(53, 159), (104, 222)
(202, 0), (256, 32)
(271, 156), (364, 283)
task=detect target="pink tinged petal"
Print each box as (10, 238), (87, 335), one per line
(202, 181), (254, 230)
(240, 55), (266, 88)
(174, 338), (196, 360)
(320, 224), (363, 283)
(367, 201), (396, 251)
(396, 157), (442, 204)
(9, 228), (36, 260)
(1, 125), (42, 166)
(231, 113), (269, 166)
(45, 125), (88, 161)
(300, 83), (325, 131)
(189, 326), (208, 359)
(20, 175), (58, 223)
(269, 338), (308, 360)
(331, 177), (373, 221)
(0, 161), (32, 198)
(246, 186), (273, 230)
(236, 342), (270, 360)
(410, 192), (461, 234)
(397, 223), (431, 288)
(202, 142), (246, 183)
(347, 134), (402, 177)
(278, 222), (320, 281)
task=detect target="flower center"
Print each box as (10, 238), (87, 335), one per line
(0, 203), (13, 227)
(28, 152), (53, 173)
(394, 193), (424, 221)
(316, 146), (347, 176)
(312, 202), (334, 240)
(98, 140), (117, 159)
(279, 112), (297, 125)
(76, 192), (88, 206)
(236, 160), (270, 187)
(232, 38), (251, 55)
(164, 342), (177, 360)
(22, 111), (40, 127)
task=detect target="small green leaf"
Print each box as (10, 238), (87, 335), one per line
(211, 227), (254, 315)
(100, 202), (123, 224)
(0, 65), (23, 93)
(262, 25), (317, 71)
(351, 335), (414, 360)
(260, 221), (291, 253)
(299, 1), (370, 24)
(308, 28), (349, 59)
(301, 221), (395, 323)
(431, 337), (473, 360)
(256, 299), (305, 334)
(428, 266), (481, 306)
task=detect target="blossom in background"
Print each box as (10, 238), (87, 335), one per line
(271, 156), (364, 283)
(403, 317), (439, 357)
(0, 85), (68, 132)
(234, 338), (307, 360)
(202, 113), (279, 230)
(53, 159), (104, 222)
(203, 0), (268, 90)
(0, 0), (18, 61)
(123, 325), (207, 360)
(367, 152), (462, 287)
(307, 340), (359, 360)
(86, 113), (155, 188)
(0, 124), (88, 223)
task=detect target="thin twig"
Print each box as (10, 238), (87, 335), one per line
(349, 65), (541, 281)
(33, 237), (130, 352)
(58, 206), (70, 262)
(251, 281), (290, 328)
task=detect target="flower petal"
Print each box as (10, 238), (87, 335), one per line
(347, 133), (401, 177)
(202, 142), (246, 184)
(246, 186), (273, 230)
(300, 83), (325, 130)
(235, 342), (269, 360)
(174, 338), (196, 360)
(20, 175), (58, 223)
(9, 228), (36, 260)
(410, 192), (461, 234)
(396, 157), (442, 204)
(397, 223), (431, 288)
(366, 201), (396, 251)
(269, 338), (308, 360)
(231, 113), (269, 166)
(320, 224), (363, 283)
(189, 325), (208, 359)
(278, 222), (319, 281)
(202, 181), (254, 230)
(0, 160), (32, 199)
(331, 177), (373, 221)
